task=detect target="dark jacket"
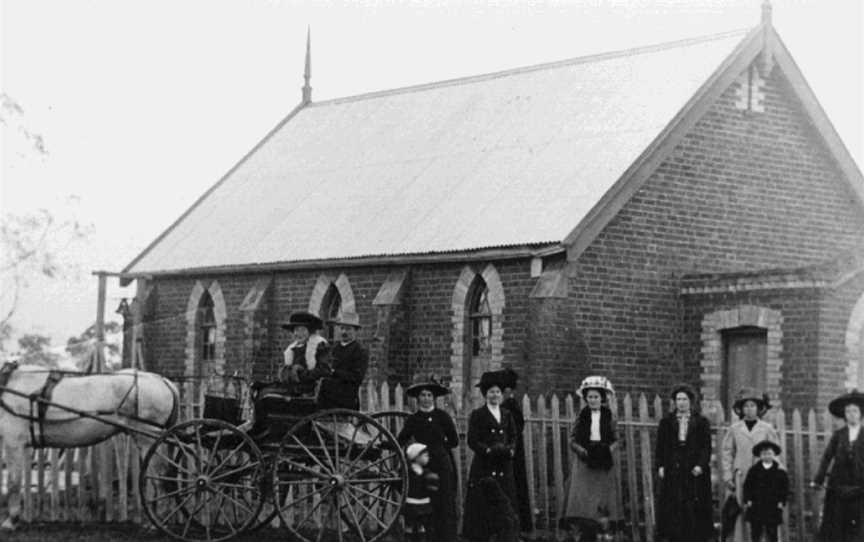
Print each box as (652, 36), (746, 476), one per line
(743, 460), (788, 526)
(398, 408), (460, 542)
(654, 412), (713, 541)
(502, 397), (532, 531)
(572, 406), (616, 471)
(462, 405), (520, 541)
(815, 426), (864, 542)
(317, 340), (368, 410)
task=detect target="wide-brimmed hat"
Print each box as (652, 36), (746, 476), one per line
(577, 376), (615, 399)
(670, 383), (698, 402)
(475, 371), (506, 395)
(828, 390), (864, 418)
(281, 311), (323, 332)
(405, 376), (450, 398)
(732, 388), (771, 417)
(752, 440), (782, 457)
(328, 312), (361, 328)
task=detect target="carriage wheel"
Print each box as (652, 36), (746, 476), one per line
(140, 418), (265, 542)
(369, 410), (409, 439)
(273, 409), (408, 542)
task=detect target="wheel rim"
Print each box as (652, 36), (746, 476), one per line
(140, 418), (265, 542)
(273, 409), (408, 542)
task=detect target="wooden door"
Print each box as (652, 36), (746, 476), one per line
(722, 326), (767, 411)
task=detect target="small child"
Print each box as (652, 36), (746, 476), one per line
(404, 443), (439, 542)
(743, 440), (789, 542)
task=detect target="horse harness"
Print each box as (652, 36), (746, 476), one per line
(0, 361), (147, 447)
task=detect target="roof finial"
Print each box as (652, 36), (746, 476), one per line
(761, 0), (772, 26)
(302, 26), (312, 104)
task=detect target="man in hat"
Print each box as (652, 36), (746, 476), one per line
(317, 312), (368, 410)
(281, 311), (331, 396)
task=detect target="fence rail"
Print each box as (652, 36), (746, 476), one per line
(0, 376), (838, 541)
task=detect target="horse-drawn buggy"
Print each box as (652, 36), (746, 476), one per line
(0, 362), (409, 542)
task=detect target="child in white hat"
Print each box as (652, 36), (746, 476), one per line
(404, 443), (439, 541)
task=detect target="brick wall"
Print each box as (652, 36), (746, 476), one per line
(569, 61), (864, 400)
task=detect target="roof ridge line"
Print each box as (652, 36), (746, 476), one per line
(309, 27), (752, 108)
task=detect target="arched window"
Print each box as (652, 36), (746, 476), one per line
(464, 277), (492, 407)
(322, 284), (342, 342)
(199, 291), (217, 363)
(469, 283), (492, 357)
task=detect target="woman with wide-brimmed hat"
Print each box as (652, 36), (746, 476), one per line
(812, 390), (864, 542)
(397, 377), (459, 542)
(560, 376), (622, 541)
(462, 370), (520, 541)
(720, 388), (781, 542)
(279, 311), (330, 394)
(655, 383), (713, 542)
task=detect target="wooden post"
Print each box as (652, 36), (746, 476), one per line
(94, 271), (108, 373)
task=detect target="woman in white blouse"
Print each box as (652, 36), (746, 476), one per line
(560, 376), (622, 540)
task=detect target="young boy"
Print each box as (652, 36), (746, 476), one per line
(404, 443), (439, 542)
(743, 440), (789, 542)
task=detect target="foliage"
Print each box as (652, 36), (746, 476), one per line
(16, 332), (59, 366)
(66, 321), (123, 359)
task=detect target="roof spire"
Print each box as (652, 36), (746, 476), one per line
(761, 0), (772, 26)
(302, 26), (312, 104)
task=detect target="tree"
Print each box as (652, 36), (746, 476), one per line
(17, 333), (59, 366)
(66, 321), (122, 359)
(0, 207), (90, 349)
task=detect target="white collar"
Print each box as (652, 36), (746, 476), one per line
(410, 463), (424, 475)
(339, 339), (355, 346)
(419, 406), (434, 413)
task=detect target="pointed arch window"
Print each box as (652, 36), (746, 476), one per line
(199, 291), (217, 362)
(469, 282), (492, 357)
(322, 284), (342, 342)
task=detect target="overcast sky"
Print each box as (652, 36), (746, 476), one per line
(1, 0), (862, 349)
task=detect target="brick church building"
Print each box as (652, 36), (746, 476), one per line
(121, 8), (864, 412)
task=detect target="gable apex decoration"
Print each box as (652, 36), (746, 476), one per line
(302, 26), (312, 104)
(563, 23), (864, 262)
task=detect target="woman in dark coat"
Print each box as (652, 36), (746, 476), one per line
(812, 390), (864, 542)
(655, 383), (713, 542)
(499, 368), (533, 533)
(397, 378), (459, 542)
(462, 371), (520, 541)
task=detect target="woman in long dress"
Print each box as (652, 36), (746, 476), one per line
(655, 383), (713, 542)
(397, 378), (459, 542)
(560, 376), (622, 541)
(812, 390), (864, 542)
(720, 388), (781, 542)
(462, 371), (520, 541)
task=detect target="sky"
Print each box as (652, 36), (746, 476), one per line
(1, 0), (862, 349)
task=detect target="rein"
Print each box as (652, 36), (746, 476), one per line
(0, 363), (169, 444)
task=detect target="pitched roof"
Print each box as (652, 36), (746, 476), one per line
(124, 29), (755, 275)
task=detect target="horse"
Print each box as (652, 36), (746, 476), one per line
(0, 363), (179, 530)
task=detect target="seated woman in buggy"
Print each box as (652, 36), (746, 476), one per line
(249, 310), (369, 440)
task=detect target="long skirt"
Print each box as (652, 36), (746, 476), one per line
(819, 489), (864, 542)
(656, 444), (713, 542)
(560, 453), (622, 526)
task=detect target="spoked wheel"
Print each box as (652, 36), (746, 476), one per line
(140, 418), (266, 542)
(369, 411), (409, 439)
(273, 408), (408, 542)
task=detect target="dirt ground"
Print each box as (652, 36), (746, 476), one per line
(1, 522), (301, 541)
(0, 523), (416, 541)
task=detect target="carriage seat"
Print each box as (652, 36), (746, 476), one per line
(249, 382), (322, 440)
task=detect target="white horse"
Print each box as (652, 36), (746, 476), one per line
(0, 363), (178, 530)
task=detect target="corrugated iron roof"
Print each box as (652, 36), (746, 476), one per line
(126, 30), (749, 274)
